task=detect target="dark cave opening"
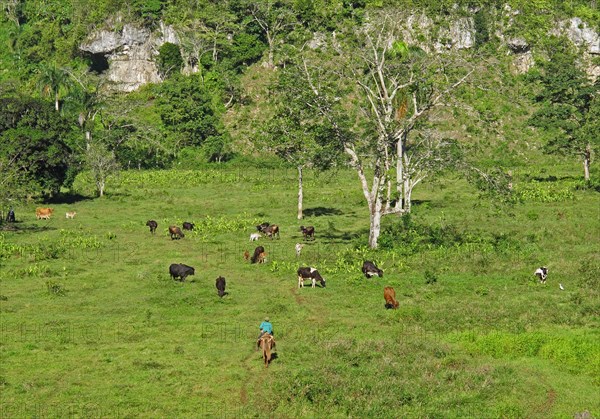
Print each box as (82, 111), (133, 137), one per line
(88, 53), (109, 74)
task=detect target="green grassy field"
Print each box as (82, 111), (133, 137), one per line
(0, 164), (598, 418)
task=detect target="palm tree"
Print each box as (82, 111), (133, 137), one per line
(64, 83), (103, 149)
(37, 63), (71, 112)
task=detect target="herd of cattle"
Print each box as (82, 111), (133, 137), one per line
(157, 218), (397, 305)
(31, 208), (550, 307)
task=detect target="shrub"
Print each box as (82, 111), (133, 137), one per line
(46, 280), (66, 296)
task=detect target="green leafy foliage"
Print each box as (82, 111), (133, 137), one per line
(155, 74), (222, 147)
(0, 96), (74, 197)
(528, 37), (599, 178)
(157, 42), (183, 78)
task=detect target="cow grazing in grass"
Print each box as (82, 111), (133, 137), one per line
(534, 267), (548, 283)
(169, 263), (195, 281)
(169, 225), (185, 240)
(295, 243), (304, 257)
(249, 233), (261, 241)
(36, 207), (53, 220)
(65, 211), (77, 219)
(300, 226), (315, 240)
(216, 276), (226, 297)
(257, 223), (279, 239)
(264, 224), (280, 239)
(256, 222), (270, 232)
(384, 287), (399, 309)
(182, 222), (194, 231)
(146, 220), (158, 234)
(251, 246), (265, 264)
(297, 267), (326, 288)
(362, 261), (383, 278)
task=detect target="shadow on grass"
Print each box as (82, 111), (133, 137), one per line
(530, 175), (578, 182)
(412, 199), (432, 207)
(46, 192), (94, 204)
(0, 221), (57, 233)
(317, 221), (365, 243)
(304, 207), (343, 217)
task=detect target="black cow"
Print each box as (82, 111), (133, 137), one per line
(251, 246), (265, 264)
(362, 261), (383, 278)
(6, 209), (15, 223)
(183, 222), (195, 231)
(297, 267), (326, 288)
(300, 225), (315, 240)
(256, 222), (270, 232)
(216, 276), (226, 297)
(169, 225), (185, 240)
(146, 220), (158, 234)
(169, 263), (195, 281)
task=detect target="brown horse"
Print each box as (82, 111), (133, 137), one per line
(258, 334), (276, 368)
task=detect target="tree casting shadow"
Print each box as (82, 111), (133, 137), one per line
(304, 207), (343, 217)
(46, 192), (94, 205)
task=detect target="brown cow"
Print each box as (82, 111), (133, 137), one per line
(169, 225), (185, 240)
(257, 252), (267, 264)
(384, 287), (399, 309)
(258, 334), (276, 368)
(258, 224), (279, 239)
(36, 207), (54, 220)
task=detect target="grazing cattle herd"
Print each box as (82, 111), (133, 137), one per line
(251, 246), (266, 264)
(216, 276), (227, 297)
(534, 266), (548, 283)
(299, 225), (315, 241)
(257, 223), (280, 239)
(169, 263), (195, 281)
(146, 220), (158, 234)
(168, 225), (185, 240)
(29, 208), (553, 367)
(35, 207), (53, 220)
(383, 286), (399, 309)
(297, 267), (326, 288)
(362, 261), (383, 278)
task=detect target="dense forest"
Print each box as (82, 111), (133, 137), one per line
(1, 0), (599, 215)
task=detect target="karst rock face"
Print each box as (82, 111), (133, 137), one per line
(81, 9), (600, 92)
(80, 21), (179, 92)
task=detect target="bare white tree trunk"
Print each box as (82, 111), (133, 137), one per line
(584, 143), (591, 181)
(395, 134), (405, 213)
(368, 198), (383, 249)
(297, 165), (303, 220)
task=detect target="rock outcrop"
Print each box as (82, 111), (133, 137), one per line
(80, 21), (179, 92)
(83, 8), (600, 92)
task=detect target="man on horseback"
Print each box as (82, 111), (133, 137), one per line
(257, 317), (273, 349)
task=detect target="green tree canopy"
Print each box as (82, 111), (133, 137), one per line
(0, 96), (75, 197)
(529, 37), (599, 180)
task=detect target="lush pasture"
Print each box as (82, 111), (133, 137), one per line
(0, 165), (598, 418)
